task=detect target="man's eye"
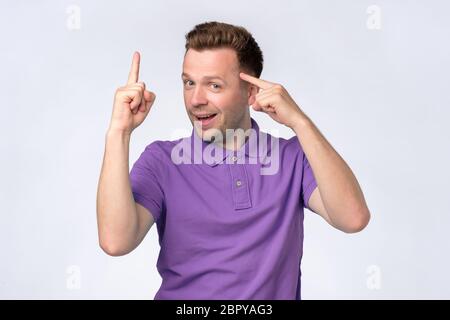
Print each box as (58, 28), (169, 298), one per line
(183, 80), (220, 89)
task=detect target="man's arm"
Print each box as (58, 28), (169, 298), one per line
(307, 187), (335, 226)
(239, 72), (370, 233)
(295, 117), (370, 233)
(96, 52), (157, 256)
(96, 130), (154, 256)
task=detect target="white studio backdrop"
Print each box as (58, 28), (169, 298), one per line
(0, 0), (449, 299)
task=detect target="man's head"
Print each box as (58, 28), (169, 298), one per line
(182, 21), (263, 143)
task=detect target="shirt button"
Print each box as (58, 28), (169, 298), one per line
(236, 180), (242, 187)
(231, 156), (237, 162)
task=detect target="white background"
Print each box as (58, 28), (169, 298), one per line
(1, 0), (449, 299)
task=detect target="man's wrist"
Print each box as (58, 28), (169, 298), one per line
(290, 112), (312, 134)
(106, 127), (132, 141)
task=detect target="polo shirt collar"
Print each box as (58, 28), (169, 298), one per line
(190, 117), (272, 167)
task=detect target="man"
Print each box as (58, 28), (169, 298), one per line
(96, 21), (370, 299)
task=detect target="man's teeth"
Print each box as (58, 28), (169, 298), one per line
(198, 114), (215, 119)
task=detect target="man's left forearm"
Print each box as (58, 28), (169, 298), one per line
(238, 72), (370, 229)
(292, 112), (371, 229)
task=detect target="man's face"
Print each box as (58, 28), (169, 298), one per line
(182, 48), (253, 143)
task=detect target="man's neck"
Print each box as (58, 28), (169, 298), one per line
(221, 115), (252, 151)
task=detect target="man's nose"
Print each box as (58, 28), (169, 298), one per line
(190, 86), (208, 107)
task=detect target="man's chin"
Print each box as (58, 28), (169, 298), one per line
(195, 127), (224, 143)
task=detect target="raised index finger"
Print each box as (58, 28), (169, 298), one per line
(127, 51), (140, 84)
(239, 72), (274, 90)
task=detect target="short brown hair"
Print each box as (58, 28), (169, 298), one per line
(184, 21), (264, 78)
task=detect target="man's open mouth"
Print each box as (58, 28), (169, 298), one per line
(194, 113), (218, 127)
(195, 113), (217, 121)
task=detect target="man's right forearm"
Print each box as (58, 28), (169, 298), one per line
(96, 129), (139, 256)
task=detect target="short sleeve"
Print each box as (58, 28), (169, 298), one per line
(301, 151), (318, 210)
(129, 143), (165, 222)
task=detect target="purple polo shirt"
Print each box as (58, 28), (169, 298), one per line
(129, 118), (318, 299)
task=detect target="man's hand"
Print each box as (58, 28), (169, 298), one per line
(108, 51), (156, 135)
(239, 72), (306, 129)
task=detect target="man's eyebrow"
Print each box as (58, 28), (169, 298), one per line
(181, 73), (225, 81)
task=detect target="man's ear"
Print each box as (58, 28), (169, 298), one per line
(247, 84), (258, 106)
